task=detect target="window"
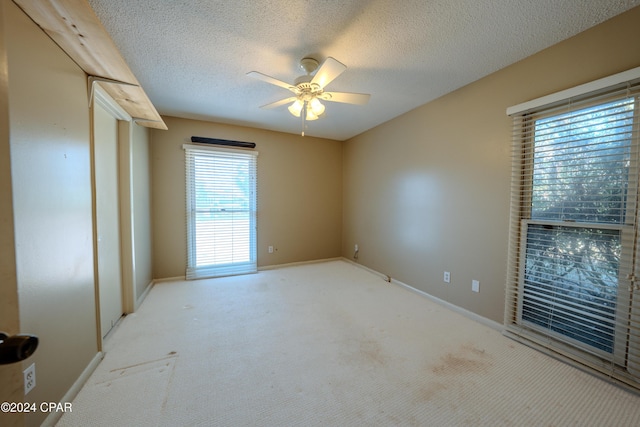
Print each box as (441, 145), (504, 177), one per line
(505, 67), (640, 389)
(184, 145), (258, 279)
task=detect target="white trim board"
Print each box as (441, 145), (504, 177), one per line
(392, 277), (503, 332)
(92, 83), (131, 121)
(41, 351), (103, 427)
(258, 257), (343, 271)
(342, 258), (503, 332)
(507, 66), (640, 116)
(182, 143), (259, 156)
(152, 276), (186, 283)
(134, 280), (154, 311)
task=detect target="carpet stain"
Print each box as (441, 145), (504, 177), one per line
(416, 382), (447, 402)
(359, 338), (385, 365)
(328, 306), (387, 367)
(431, 343), (492, 376)
(461, 343), (487, 356)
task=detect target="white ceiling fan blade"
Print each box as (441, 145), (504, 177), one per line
(247, 71), (296, 92)
(260, 96), (297, 109)
(310, 57), (346, 89)
(322, 91), (371, 105)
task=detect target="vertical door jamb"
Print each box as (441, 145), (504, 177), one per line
(90, 82), (134, 349)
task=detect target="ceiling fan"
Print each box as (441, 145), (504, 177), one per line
(247, 56), (370, 136)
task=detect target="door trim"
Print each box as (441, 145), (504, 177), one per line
(90, 84), (134, 349)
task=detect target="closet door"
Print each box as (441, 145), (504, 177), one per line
(94, 102), (123, 338)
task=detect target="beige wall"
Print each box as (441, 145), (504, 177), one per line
(1, 4), (157, 424)
(6, 3), (98, 426)
(1, 5), (637, 426)
(150, 116), (343, 279)
(0, 3), (23, 426)
(342, 6), (640, 324)
(131, 124), (154, 300)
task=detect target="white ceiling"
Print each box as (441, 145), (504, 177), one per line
(87, 0), (640, 141)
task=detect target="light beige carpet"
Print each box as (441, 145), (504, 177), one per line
(57, 260), (640, 426)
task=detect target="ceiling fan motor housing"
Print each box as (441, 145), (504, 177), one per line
(299, 57), (319, 74)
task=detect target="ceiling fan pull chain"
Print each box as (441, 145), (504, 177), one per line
(301, 100), (306, 137)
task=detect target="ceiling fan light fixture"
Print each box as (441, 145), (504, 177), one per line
(248, 56), (370, 136)
(309, 97), (325, 116)
(305, 109), (319, 121)
(288, 99), (303, 117)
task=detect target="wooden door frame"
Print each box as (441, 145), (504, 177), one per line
(90, 83), (136, 350)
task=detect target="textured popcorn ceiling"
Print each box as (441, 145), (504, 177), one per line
(87, 0), (640, 140)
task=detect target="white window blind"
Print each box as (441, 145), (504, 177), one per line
(505, 69), (640, 390)
(184, 144), (258, 280)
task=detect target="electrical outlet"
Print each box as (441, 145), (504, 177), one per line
(24, 363), (36, 395)
(444, 271), (451, 283)
(268, 245), (273, 254)
(472, 280), (480, 293)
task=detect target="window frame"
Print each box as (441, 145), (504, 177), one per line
(183, 144), (258, 280)
(505, 66), (640, 389)
(516, 219), (632, 364)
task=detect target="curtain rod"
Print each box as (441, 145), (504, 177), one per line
(191, 136), (256, 149)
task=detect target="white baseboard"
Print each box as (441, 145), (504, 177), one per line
(134, 280), (154, 311)
(151, 259), (344, 281)
(342, 257), (503, 332)
(341, 257), (391, 281)
(258, 257), (343, 271)
(41, 351), (103, 427)
(152, 275), (186, 284)
(393, 278), (504, 331)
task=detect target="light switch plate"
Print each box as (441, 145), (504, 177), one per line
(472, 280), (480, 293)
